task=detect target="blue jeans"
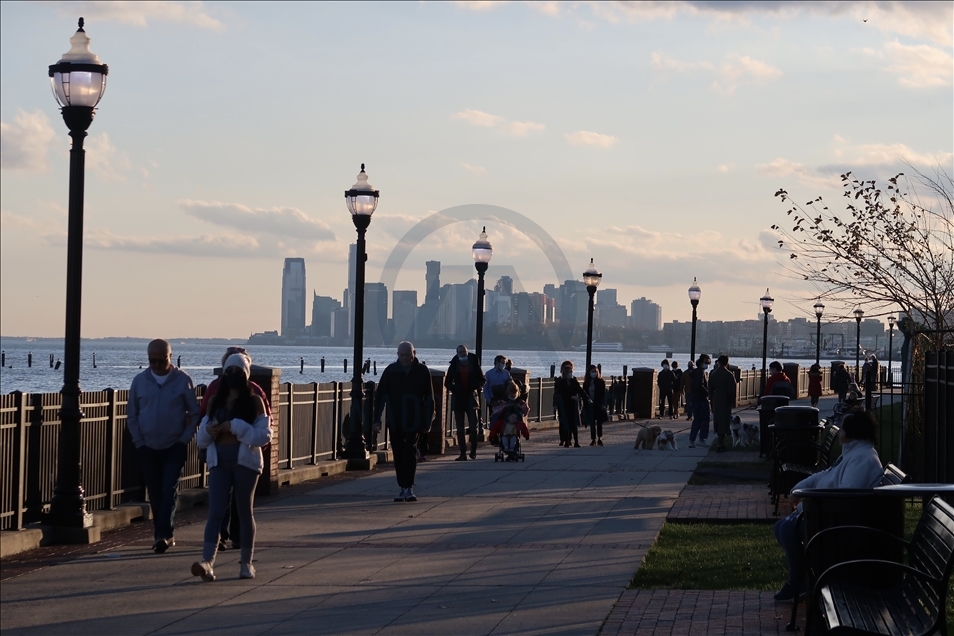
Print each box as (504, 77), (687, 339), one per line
(774, 510), (803, 588)
(689, 400), (710, 442)
(136, 442), (188, 542)
(203, 445), (260, 565)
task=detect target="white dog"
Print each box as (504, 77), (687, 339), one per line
(730, 415), (744, 447)
(742, 422), (760, 447)
(656, 430), (678, 451)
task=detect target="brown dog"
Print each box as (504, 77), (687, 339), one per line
(634, 425), (662, 450)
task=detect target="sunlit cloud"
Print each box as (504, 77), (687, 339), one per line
(652, 51), (782, 94)
(451, 109), (545, 138)
(755, 158), (840, 191)
(862, 40), (954, 88)
(508, 121), (546, 136)
(85, 133), (131, 182)
(565, 130), (618, 149)
(41, 1), (226, 30)
(461, 162), (487, 175)
(178, 200), (336, 241)
(0, 110), (57, 173)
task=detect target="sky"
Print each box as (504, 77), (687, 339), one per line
(1, 1), (951, 339)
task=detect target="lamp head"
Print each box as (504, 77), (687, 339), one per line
(759, 288), (774, 314)
(888, 315), (896, 327)
(582, 258), (602, 291)
(688, 277), (701, 305)
(48, 18), (109, 112)
(813, 301), (825, 318)
(472, 226), (493, 264)
(345, 163), (379, 217)
(853, 307), (864, 323)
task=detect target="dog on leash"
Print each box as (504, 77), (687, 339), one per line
(634, 425), (662, 450)
(730, 415), (744, 447)
(656, 430), (677, 451)
(742, 422), (760, 447)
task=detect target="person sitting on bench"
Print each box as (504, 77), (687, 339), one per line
(772, 408), (883, 602)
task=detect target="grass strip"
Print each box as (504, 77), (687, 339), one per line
(631, 522), (785, 590)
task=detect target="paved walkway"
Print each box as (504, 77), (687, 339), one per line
(0, 421), (709, 636)
(0, 394), (840, 635)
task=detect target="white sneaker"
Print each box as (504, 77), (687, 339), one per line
(240, 562), (256, 579)
(191, 560), (215, 582)
(688, 441), (696, 448)
(394, 488), (407, 502)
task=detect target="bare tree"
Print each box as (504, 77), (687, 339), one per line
(772, 166), (954, 348)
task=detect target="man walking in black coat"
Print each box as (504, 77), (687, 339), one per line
(656, 359), (676, 419)
(445, 344), (485, 460)
(373, 342), (435, 502)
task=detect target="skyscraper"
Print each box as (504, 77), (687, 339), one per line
(364, 282), (389, 347)
(392, 290), (418, 343)
(425, 260), (441, 303)
(310, 293), (341, 338)
(281, 258), (306, 337)
(630, 297), (663, 331)
(347, 244), (357, 338)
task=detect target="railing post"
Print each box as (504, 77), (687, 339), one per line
(333, 382), (341, 460)
(13, 391), (27, 530)
(312, 382), (320, 465)
(25, 394), (44, 523)
(536, 378), (543, 423)
(105, 388), (118, 509)
(285, 382), (294, 469)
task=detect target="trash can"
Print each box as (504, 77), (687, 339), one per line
(757, 395), (790, 456)
(771, 405), (822, 463)
(783, 362), (800, 397)
(627, 368), (656, 420)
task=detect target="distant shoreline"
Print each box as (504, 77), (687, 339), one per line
(0, 336), (247, 345)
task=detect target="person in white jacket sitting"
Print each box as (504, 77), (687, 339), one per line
(191, 354), (271, 582)
(772, 408), (883, 602)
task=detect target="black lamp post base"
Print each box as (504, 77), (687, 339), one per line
(345, 455), (378, 471)
(43, 508), (93, 529)
(45, 487), (93, 528)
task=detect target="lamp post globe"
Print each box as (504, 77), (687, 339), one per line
(813, 301), (825, 365)
(583, 258), (602, 371)
(853, 307), (864, 381)
(46, 18), (108, 529)
(759, 288), (774, 396)
(342, 164), (379, 465)
(472, 227), (492, 366)
(688, 278), (701, 362)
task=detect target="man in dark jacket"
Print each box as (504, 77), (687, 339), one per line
(656, 360), (676, 419)
(373, 341), (434, 502)
(688, 354), (711, 448)
(708, 355), (737, 452)
(832, 363), (851, 403)
(444, 344), (485, 460)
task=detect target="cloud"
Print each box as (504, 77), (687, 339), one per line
(41, 1), (225, 30)
(876, 40), (953, 88)
(0, 110), (57, 172)
(850, 142), (952, 168)
(453, 0), (510, 11)
(652, 51), (782, 94)
(451, 109), (545, 137)
(755, 158), (840, 190)
(451, 109), (504, 128)
(85, 229), (262, 257)
(179, 200), (336, 241)
(461, 162), (486, 175)
(564, 131), (619, 149)
(85, 133), (131, 182)
(717, 163), (736, 173)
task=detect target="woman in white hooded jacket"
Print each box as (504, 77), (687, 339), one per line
(191, 354), (271, 582)
(772, 408), (883, 602)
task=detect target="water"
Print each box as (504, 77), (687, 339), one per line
(0, 337), (876, 394)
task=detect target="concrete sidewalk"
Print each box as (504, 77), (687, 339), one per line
(0, 419), (708, 636)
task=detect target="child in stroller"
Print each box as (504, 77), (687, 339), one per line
(490, 381), (530, 462)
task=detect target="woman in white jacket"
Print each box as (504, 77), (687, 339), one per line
(772, 408), (883, 602)
(191, 354), (271, 582)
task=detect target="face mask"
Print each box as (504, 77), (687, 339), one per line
(225, 373), (246, 389)
(497, 363), (505, 371)
(662, 365), (669, 370)
(458, 355), (467, 363)
(590, 372), (597, 378)
(563, 370), (571, 378)
(700, 363), (709, 370)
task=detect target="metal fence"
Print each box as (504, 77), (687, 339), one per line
(0, 388), (207, 531)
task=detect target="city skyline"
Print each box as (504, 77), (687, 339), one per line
(2, 2), (951, 338)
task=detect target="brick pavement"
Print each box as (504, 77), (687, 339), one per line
(601, 590), (800, 635)
(668, 485), (777, 522)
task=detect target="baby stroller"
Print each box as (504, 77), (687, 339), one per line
(491, 403), (528, 462)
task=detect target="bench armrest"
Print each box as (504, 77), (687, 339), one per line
(814, 558), (942, 599)
(804, 525), (908, 566)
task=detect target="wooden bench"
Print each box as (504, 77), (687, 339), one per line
(771, 424), (841, 515)
(808, 495), (954, 635)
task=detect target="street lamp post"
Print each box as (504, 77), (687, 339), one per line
(472, 227), (493, 366)
(759, 289), (774, 395)
(853, 308), (864, 381)
(688, 278), (701, 362)
(342, 164), (379, 465)
(814, 301), (825, 366)
(45, 18), (108, 529)
(582, 259), (602, 372)
(887, 315), (896, 388)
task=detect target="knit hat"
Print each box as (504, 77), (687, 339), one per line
(223, 353), (250, 379)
